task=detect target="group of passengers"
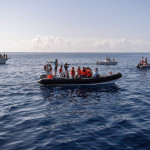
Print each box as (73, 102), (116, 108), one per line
(139, 56), (148, 66)
(0, 53), (7, 58)
(44, 59), (99, 79)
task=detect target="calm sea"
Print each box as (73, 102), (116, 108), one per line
(0, 52), (150, 150)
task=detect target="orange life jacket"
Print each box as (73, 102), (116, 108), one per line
(71, 69), (75, 76)
(87, 69), (92, 77)
(47, 74), (53, 79)
(76, 69), (81, 75)
(81, 69), (87, 76)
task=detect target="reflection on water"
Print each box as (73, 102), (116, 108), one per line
(40, 84), (120, 99)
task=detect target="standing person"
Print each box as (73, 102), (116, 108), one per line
(64, 63), (69, 78)
(59, 65), (63, 78)
(140, 56), (144, 65)
(51, 59), (58, 76)
(44, 62), (52, 77)
(54, 59), (58, 76)
(144, 57), (148, 65)
(71, 67), (75, 78)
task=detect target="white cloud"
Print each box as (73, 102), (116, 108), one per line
(2, 35), (150, 52)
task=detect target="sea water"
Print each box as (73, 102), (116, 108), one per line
(0, 52), (150, 150)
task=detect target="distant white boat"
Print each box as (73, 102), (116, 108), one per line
(0, 58), (9, 64)
(96, 58), (118, 65)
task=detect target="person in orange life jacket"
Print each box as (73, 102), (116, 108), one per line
(76, 66), (81, 78)
(59, 65), (64, 78)
(47, 73), (53, 79)
(71, 67), (75, 78)
(86, 67), (92, 78)
(81, 67), (87, 77)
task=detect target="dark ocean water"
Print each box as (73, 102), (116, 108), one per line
(0, 52), (150, 150)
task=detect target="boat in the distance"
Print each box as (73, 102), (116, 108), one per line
(0, 58), (9, 64)
(38, 72), (122, 86)
(96, 57), (118, 65)
(136, 64), (150, 69)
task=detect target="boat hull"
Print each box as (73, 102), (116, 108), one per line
(137, 65), (150, 69)
(96, 61), (118, 65)
(38, 73), (122, 86)
(0, 58), (8, 64)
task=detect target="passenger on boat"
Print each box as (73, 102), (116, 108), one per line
(64, 63), (69, 78)
(144, 57), (148, 65)
(140, 56), (144, 65)
(51, 59), (58, 76)
(81, 67), (87, 78)
(71, 67), (75, 78)
(59, 65), (64, 78)
(86, 67), (92, 78)
(76, 66), (81, 78)
(47, 73), (53, 79)
(44, 62), (52, 77)
(92, 68), (99, 78)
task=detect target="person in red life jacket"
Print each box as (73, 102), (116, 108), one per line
(59, 65), (64, 78)
(86, 67), (92, 78)
(81, 67), (87, 77)
(71, 67), (75, 78)
(76, 66), (81, 78)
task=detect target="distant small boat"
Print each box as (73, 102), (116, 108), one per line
(38, 72), (122, 86)
(96, 58), (118, 65)
(0, 58), (9, 64)
(136, 64), (150, 69)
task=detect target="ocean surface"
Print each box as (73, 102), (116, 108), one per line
(0, 52), (150, 150)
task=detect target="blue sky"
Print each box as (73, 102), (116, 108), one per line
(0, 0), (150, 52)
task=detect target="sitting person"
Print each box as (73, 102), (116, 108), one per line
(76, 66), (81, 78)
(86, 67), (92, 78)
(81, 67), (87, 78)
(71, 67), (75, 78)
(92, 68), (99, 78)
(47, 73), (53, 79)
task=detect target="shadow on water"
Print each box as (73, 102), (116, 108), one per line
(40, 84), (120, 99)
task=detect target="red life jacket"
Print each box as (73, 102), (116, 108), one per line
(59, 67), (62, 73)
(71, 69), (75, 76)
(87, 69), (92, 77)
(76, 69), (81, 75)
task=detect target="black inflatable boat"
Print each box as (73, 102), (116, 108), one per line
(38, 72), (122, 86)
